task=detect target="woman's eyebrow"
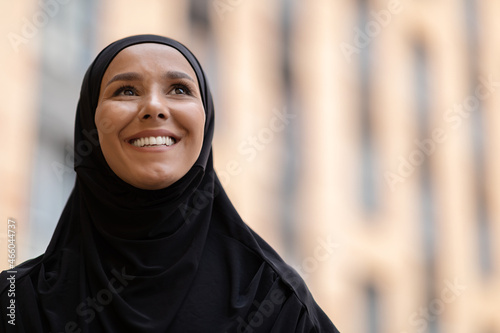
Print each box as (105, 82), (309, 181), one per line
(105, 72), (143, 87)
(163, 70), (195, 82)
(105, 71), (195, 88)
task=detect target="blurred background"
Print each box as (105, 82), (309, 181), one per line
(1, 0), (500, 332)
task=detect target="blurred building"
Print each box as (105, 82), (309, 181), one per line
(1, 0), (499, 332)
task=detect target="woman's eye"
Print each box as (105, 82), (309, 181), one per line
(113, 85), (137, 97)
(171, 85), (191, 95)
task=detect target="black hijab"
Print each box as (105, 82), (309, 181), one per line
(1, 35), (339, 333)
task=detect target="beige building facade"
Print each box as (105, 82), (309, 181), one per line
(1, 1), (499, 332)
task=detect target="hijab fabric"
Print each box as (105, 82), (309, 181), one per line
(0, 35), (339, 333)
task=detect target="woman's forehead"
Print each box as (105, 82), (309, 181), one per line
(102, 43), (198, 80)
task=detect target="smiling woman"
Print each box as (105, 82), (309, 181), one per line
(96, 44), (205, 190)
(0, 35), (339, 332)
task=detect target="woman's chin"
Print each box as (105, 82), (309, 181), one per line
(127, 171), (183, 190)
(130, 178), (176, 190)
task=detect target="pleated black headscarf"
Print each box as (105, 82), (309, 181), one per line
(1, 35), (339, 333)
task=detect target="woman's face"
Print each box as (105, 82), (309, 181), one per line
(95, 43), (205, 190)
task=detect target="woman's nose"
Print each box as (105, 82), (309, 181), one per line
(139, 92), (169, 120)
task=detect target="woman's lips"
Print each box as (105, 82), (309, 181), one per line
(125, 129), (180, 151)
(130, 136), (176, 147)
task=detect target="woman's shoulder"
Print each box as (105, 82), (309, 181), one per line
(209, 219), (314, 298)
(0, 255), (44, 295)
(206, 221), (340, 332)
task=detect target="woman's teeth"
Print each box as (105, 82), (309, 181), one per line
(130, 136), (175, 147)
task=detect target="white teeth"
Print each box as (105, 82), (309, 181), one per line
(130, 136), (176, 147)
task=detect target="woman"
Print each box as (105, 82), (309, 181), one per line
(0, 35), (339, 332)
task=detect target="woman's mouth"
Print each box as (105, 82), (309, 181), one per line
(129, 136), (177, 147)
